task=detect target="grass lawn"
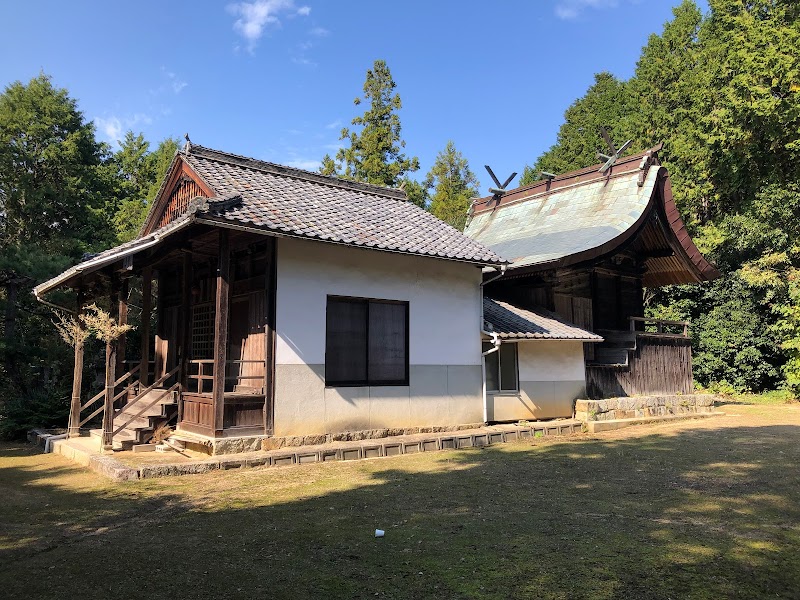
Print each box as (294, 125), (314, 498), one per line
(1, 401), (799, 599)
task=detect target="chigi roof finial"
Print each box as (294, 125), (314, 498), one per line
(184, 133), (192, 154)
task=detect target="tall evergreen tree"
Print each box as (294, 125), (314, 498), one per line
(424, 141), (479, 230)
(520, 72), (639, 185)
(321, 60), (419, 187)
(112, 133), (180, 242)
(0, 74), (113, 417)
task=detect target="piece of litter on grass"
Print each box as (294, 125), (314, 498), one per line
(375, 529), (385, 537)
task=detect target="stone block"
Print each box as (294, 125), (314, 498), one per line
(440, 437), (456, 450)
(320, 449), (340, 462)
(297, 452), (319, 464)
(456, 435), (474, 448)
(363, 445), (382, 459)
(421, 439), (439, 452)
(403, 442), (421, 454)
(246, 456), (270, 468)
(504, 430), (518, 442)
(272, 453), (296, 466)
(219, 458), (246, 470)
(342, 448), (362, 461)
(473, 434), (489, 447)
(383, 443), (402, 456)
(519, 428), (532, 439)
(489, 432), (504, 444)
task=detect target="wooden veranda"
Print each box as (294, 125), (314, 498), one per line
(61, 223), (277, 450)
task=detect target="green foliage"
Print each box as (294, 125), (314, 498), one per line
(535, 0), (800, 392)
(520, 72), (640, 185)
(424, 141), (479, 230)
(112, 133), (180, 242)
(0, 386), (69, 440)
(0, 75), (174, 435)
(320, 60), (419, 188)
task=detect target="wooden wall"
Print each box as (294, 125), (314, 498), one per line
(156, 177), (207, 229)
(585, 335), (693, 398)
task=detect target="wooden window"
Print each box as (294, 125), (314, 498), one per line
(483, 342), (518, 392)
(325, 296), (409, 386)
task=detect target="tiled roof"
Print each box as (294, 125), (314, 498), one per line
(182, 145), (506, 265)
(483, 297), (603, 341)
(33, 215), (195, 297)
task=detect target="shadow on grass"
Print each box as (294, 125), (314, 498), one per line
(1, 424), (800, 600)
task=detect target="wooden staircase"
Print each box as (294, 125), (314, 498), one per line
(90, 387), (178, 450)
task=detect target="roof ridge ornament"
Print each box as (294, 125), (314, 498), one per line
(484, 165), (517, 199)
(597, 127), (632, 174)
(184, 133), (192, 154)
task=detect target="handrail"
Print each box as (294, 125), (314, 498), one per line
(629, 316), (689, 338)
(113, 382), (180, 435)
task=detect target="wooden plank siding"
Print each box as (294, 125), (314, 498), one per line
(585, 335), (693, 399)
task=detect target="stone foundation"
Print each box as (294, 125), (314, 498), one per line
(177, 423), (488, 455)
(574, 394), (718, 422)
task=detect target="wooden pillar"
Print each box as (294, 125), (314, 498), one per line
(181, 252), (192, 389)
(212, 230), (231, 436)
(140, 267), (152, 387)
(68, 288), (85, 438)
(116, 278), (129, 376)
(154, 270), (164, 381)
(102, 277), (120, 451)
(263, 237), (277, 435)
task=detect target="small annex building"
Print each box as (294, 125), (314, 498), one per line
(465, 144), (720, 423)
(35, 143), (512, 451)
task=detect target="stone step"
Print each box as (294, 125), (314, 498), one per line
(586, 411), (723, 433)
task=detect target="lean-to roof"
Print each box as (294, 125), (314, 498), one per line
(483, 297), (603, 342)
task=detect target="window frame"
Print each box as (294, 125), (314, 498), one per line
(325, 295), (410, 387)
(483, 341), (519, 393)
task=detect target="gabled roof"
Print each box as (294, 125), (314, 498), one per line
(142, 144), (506, 266)
(464, 146), (720, 286)
(483, 297), (603, 342)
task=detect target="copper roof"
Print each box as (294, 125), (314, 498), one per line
(173, 145), (506, 266)
(483, 298), (603, 341)
(465, 146), (720, 286)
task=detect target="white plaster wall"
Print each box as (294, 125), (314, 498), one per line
(271, 237), (485, 436)
(517, 340), (587, 381)
(275, 237), (483, 366)
(487, 340), (588, 422)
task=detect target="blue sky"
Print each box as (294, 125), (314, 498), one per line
(1, 0), (704, 193)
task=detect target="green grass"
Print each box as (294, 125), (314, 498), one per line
(2, 405), (800, 599)
(723, 389), (798, 405)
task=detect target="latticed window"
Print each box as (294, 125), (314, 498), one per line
(192, 304), (215, 360)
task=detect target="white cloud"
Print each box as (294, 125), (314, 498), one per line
(309, 26), (329, 37)
(324, 119), (341, 130)
(227, 0), (311, 51)
(554, 0), (619, 20)
(94, 113), (153, 147)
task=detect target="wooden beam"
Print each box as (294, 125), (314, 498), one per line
(212, 229), (231, 436)
(102, 276), (120, 451)
(140, 267), (152, 387)
(68, 288), (86, 438)
(263, 237), (277, 435)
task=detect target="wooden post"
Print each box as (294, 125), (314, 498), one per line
(140, 267), (152, 387)
(212, 230), (230, 436)
(102, 277), (120, 451)
(116, 278), (129, 377)
(263, 237), (277, 435)
(68, 288), (85, 438)
(181, 252), (192, 390)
